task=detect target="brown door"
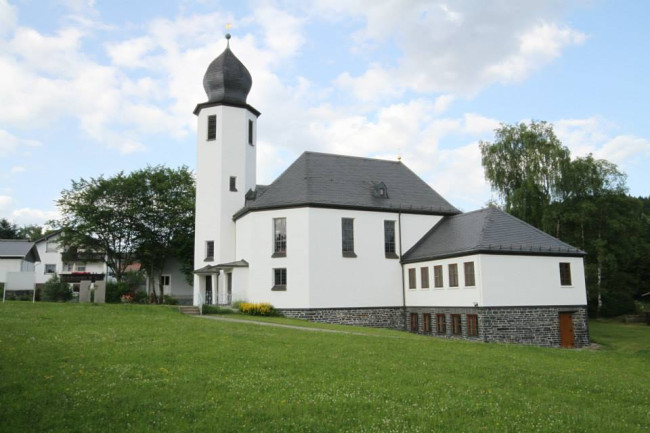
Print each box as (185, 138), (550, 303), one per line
(410, 313), (418, 332)
(559, 313), (575, 348)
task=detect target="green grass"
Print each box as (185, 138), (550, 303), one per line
(1, 303), (648, 432)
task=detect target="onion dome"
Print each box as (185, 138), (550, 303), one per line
(202, 34), (252, 106)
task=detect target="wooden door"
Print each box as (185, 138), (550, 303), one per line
(559, 313), (574, 348)
(410, 313), (418, 332)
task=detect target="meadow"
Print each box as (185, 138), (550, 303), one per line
(0, 302), (648, 432)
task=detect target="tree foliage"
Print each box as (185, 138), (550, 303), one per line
(0, 218), (20, 239)
(481, 121), (650, 317)
(55, 166), (195, 299)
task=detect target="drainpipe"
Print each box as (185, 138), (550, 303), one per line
(399, 212), (407, 331)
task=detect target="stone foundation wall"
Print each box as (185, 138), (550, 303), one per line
(280, 307), (404, 329)
(405, 305), (589, 348)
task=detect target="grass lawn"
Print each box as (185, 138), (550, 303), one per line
(1, 303), (648, 432)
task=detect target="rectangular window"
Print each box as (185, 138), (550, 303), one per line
(45, 241), (58, 253)
(451, 314), (462, 335)
(160, 275), (171, 286)
(44, 264), (56, 274)
(384, 220), (397, 258)
(341, 218), (356, 257)
(408, 268), (416, 289)
(434, 265), (443, 288)
(273, 218), (286, 257)
(559, 262), (572, 286)
(436, 314), (447, 334)
(229, 176), (237, 192)
(448, 264), (459, 287)
(420, 267), (430, 289)
(207, 115), (216, 140)
(64, 263), (73, 272)
(272, 268), (287, 290)
(464, 262), (475, 286)
(248, 119), (254, 145)
(76, 265), (86, 272)
(410, 313), (418, 332)
(205, 241), (214, 260)
(467, 314), (478, 337)
(423, 313), (432, 333)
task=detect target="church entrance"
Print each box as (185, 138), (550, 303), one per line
(205, 275), (213, 305)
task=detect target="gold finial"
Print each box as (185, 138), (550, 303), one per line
(225, 23), (233, 30)
(397, 154), (402, 162)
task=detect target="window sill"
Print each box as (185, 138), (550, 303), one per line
(272, 252), (286, 258)
(385, 252), (399, 259)
(271, 285), (286, 291)
(464, 285), (476, 288)
(342, 251), (357, 258)
(204, 257), (214, 262)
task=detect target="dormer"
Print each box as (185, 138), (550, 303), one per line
(372, 182), (389, 199)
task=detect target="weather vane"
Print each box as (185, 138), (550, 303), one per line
(225, 23), (232, 47)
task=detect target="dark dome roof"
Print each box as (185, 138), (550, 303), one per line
(202, 41), (252, 106)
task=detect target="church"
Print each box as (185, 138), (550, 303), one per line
(192, 35), (589, 348)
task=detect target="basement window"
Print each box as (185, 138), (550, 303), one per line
(467, 314), (478, 337)
(436, 314), (446, 334)
(451, 314), (462, 335)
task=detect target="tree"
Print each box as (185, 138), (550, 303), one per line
(0, 218), (20, 239)
(479, 121), (570, 230)
(55, 166), (195, 290)
(480, 122), (647, 317)
(132, 166), (195, 302)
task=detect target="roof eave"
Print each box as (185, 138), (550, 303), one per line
(401, 248), (587, 264)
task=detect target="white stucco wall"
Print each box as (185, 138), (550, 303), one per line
(404, 255), (482, 307)
(193, 104), (257, 304)
(0, 259), (23, 283)
(161, 258), (192, 299)
(235, 207), (311, 308)
(404, 254), (587, 308)
(34, 238), (62, 284)
(400, 213), (443, 252)
(236, 207), (442, 309)
(480, 254), (587, 307)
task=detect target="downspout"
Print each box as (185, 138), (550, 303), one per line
(399, 212), (407, 331)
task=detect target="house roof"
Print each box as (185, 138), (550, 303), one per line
(402, 207), (585, 263)
(0, 240), (41, 262)
(234, 152), (460, 219)
(33, 229), (62, 245)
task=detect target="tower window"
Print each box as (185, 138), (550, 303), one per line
(229, 176), (237, 192)
(273, 218), (287, 257)
(248, 119), (254, 145)
(205, 241), (214, 260)
(207, 115), (216, 141)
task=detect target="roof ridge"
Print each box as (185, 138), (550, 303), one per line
(304, 151), (401, 164)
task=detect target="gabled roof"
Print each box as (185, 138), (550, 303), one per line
(402, 207), (585, 263)
(234, 152), (460, 219)
(33, 229), (62, 245)
(0, 240), (41, 262)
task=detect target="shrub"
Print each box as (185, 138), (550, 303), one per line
(105, 282), (132, 303)
(133, 291), (149, 304)
(162, 295), (179, 305)
(238, 302), (281, 317)
(42, 275), (73, 302)
(202, 305), (235, 315)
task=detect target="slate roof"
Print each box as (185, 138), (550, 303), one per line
(194, 36), (259, 116)
(402, 207), (585, 263)
(0, 240), (40, 262)
(234, 152), (460, 219)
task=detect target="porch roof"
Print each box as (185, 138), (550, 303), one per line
(194, 260), (249, 274)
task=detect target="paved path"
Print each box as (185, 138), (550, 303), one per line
(194, 314), (406, 338)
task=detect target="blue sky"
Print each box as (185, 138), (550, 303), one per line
(1, 0), (649, 226)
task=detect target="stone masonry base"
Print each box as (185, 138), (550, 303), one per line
(280, 307), (404, 329)
(406, 305), (589, 348)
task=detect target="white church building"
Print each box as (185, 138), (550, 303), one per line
(192, 35), (589, 348)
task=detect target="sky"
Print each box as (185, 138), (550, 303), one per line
(1, 0), (649, 226)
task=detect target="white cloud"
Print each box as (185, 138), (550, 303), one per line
(0, 0), (17, 36)
(0, 195), (13, 211)
(320, 1), (585, 97)
(10, 166), (25, 174)
(0, 129), (41, 158)
(11, 208), (60, 226)
(555, 117), (650, 166)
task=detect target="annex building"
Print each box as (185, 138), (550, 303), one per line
(192, 35), (589, 348)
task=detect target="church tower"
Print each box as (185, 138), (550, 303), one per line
(193, 34), (260, 305)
